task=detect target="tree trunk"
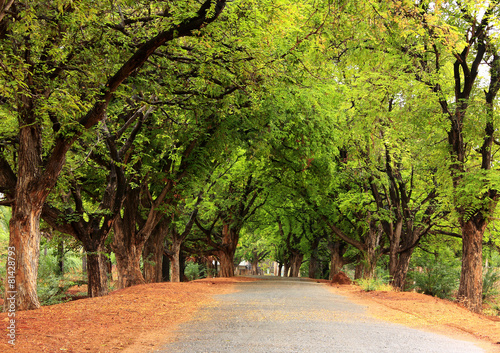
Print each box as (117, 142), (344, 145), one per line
(216, 225), (239, 278)
(169, 242), (182, 282)
(5, 114), (46, 311)
(283, 262), (290, 277)
(289, 252), (303, 277)
(390, 249), (414, 291)
(162, 254), (170, 282)
(387, 220), (403, 280)
(251, 259), (259, 275)
(354, 262), (364, 280)
(458, 218), (486, 312)
(218, 249), (236, 277)
(112, 215), (146, 288)
(7, 202), (43, 310)
(329, 241), (348, 279)
(86, 248), (109, 297)
(114, 245), (145, 288)
(308, 252), (319, 279)
(143, 221), (166, 283)
(362, 221), (383, 279)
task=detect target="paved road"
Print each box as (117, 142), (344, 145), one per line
(156, 277), (483, 353)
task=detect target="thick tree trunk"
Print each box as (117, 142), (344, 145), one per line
(354, 262), (364, 280)
(251, 259), (259, 275)
(5, 115), (46, 311)
(308, 252), (319, 279)
(362, 254), (377, 280)
(289, 252), (303, 277)
(329, 241), (348, 279)
(458, 219), (486, 312)
(215, 225), (239, 278)
(78, 242), (110, 297)
(7, 203), (43, 310)
(112, 215), (146, 288)
(218, 249), (236, 277)
(389, 227), (421, 291)
(114, 245), (145, 288)
(387, 220), (403, 280)
(143, 222), (165, 283)
(390, 249), (414, 291)
(86, 249), (109, 297)
(363, 222), (382, 279)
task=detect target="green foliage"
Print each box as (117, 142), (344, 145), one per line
(184, 262), (204, 281)
(0, 206), (10, 238)
(483, 267), (500, 300)
(37, 248), (84, 306)
(0, 208), (10, 302)
(356, 267), (392, 292)
(410, 262), (460, 300)
(356, 277), (393, 292)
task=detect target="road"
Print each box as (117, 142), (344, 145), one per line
(155, 277), (484, 353)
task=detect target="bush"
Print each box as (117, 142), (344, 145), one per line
(356, 270), (392, 292)
(410, 262), (459, 299)
(356, 277), (393, 292)
(184, 262), (202, 281)
(483, 267), (500, 300)
(37, 250), (83, 306)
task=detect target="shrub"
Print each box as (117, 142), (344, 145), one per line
(184, 262), (202, 281)
(37, 250), (83, 306)
(410, 262), (459, 299)
(356, 272), (392, 292)
(483, 267), (500, 300)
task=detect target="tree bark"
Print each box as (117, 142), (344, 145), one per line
(354, 262), (364, 280)
(458, 218), (486, 312)
(8, 201), (43, 310)
(112, 217), (146, 288)
(390, 248), (413, 291)
(251, 259), (259, 275)
(289, 251), (303, 277)
(214, 224), (239, 278)
(5, 99), (46, 311)
(86, 247), (109, 297)
(329, 241), (349, 279)
(143, 220), (166, 283)
(169, 241), (183, 282)
(218, 248), (236, 277)
(283, 261), (291, 277)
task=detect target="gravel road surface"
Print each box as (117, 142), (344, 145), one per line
(156, 277), (484, 353)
